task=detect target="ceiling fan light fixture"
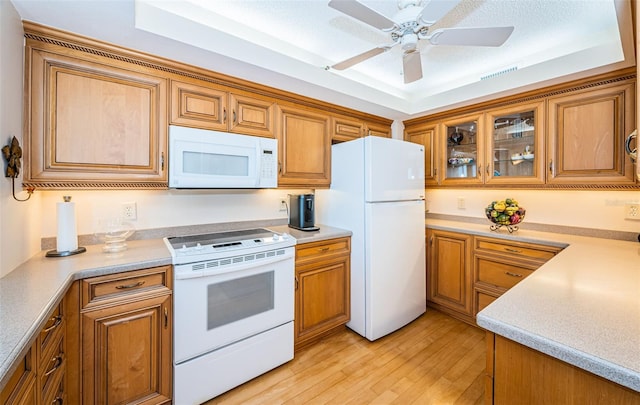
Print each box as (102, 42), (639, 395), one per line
(401, 33), (418, 51)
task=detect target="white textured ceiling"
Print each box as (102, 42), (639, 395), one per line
(9, 0), (635, 122)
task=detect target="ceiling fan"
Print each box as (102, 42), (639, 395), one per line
(328, 0), (514, 84)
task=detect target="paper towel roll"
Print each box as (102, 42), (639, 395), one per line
(56, 197), (78, 252)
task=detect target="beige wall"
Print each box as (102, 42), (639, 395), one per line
(0, 0), (42, 278)
(427, 189), (640, 233)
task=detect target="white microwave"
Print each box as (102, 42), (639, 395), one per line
(169, 125), (278, 188)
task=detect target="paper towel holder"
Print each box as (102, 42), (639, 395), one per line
(46, 196), (86, 257)
(46, 246), (86, 257)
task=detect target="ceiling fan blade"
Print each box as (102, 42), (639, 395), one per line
(403, 51), (423, 84)
(428, 26), (515, 46)
(332, 46), (388, 70)
(328, 0), (396, 30)
(419, 0), (463, 25)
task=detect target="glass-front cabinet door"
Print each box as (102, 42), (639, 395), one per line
(441, 114), (484, 185)
(484, 102), (545, 185)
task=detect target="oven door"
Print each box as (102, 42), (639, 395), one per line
(173, 247), (294, 364)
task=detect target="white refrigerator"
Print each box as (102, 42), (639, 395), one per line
(316, 136), (426, 341)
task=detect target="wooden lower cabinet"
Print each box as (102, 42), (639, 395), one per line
(1, 300), (66, 405)
(486, 333), (640, 404)
(0, 345), (37, 405)
(81, 294), (172, 404)
(427, 229), (562, 325)
(426, 229), (474, 324)
(473, 236), (561, 318)
(294, 237), (351, 350)
(64, 265), (173, 405)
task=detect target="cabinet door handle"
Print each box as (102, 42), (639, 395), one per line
(429, 236), (434, 246)
(44, 355), (63, 377)
(505, 271), (523, 278)
(52, 397), (63, 405)
(164, 307), (168, 329)
(233, 109), (237, 123)
(223, 108), (227, 123)
(318, 247), (330, 252)
(42, 315), (63, 333)
(295, 276), (299, 290)
(161, 152), (165, 171)
(504, 248), (522, 253)
(486, 164), (490, 175)
(278, 161), (282, 174)
(549, 160), (553, 173)
(115, 280), (145, 290)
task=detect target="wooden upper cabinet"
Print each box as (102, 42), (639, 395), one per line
(405, 123), (437, 186)
(440, 113), (485, 186)
(331, 115), (364, 143)
(547, 81), (636, 185)
(170, 80), (227, 130)
(170, 80), (276, 138)
(484, 101), (546, 185)
(276, 105), (331, 188)
(24, 41), (168, 189)
(365, 121), (392, 138)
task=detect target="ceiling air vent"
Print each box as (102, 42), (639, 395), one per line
(480, 66), (518, 81)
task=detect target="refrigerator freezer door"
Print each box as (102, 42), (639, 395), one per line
(365, 136), (425, 202)
(365, 199), (426, 341)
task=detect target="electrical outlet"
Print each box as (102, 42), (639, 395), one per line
(279, 198), (287, 212)
(457, 197), (466, 210)
(624, 204), (640, 220)
(122, 202), (137, 220)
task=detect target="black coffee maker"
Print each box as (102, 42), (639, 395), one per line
(288, 194), (319, 231)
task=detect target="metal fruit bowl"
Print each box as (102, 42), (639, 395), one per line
(485, 199), (525, 233)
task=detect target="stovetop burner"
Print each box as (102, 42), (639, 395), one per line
(164, 228), (295, 265)
(166, 228), (275, 249)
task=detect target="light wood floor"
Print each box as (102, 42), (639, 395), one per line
(205, 310), (486, 405)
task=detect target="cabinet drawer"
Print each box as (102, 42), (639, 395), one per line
(39, 335), (64, 397)
(38, 302), (64, 360)
(42, 374), (64, 405)
(296, 237), (350, 261)
(475, 237), (558, 261)
(475, 290), (498, 314)
(82, 266), (172, 310)
(476, 257), (535, 290)
(0, 345), (36, 404)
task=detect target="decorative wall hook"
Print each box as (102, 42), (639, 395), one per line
(2, 136), (35, 201)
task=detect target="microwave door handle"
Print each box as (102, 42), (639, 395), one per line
(256, 144), (262, 187)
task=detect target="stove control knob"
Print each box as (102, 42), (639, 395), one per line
(272, 233), (280, 241)
(282, 233), (290, 240)
(194, 243), (203, 250)
(179, 244), (189, 253)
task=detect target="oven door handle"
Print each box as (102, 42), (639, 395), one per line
(175, 252), (294, 280)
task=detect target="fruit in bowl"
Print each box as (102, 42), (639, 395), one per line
(485, 198), (525, 230)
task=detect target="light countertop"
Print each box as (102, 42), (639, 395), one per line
(0, 223), (350, 390)
(427, 219), (640, 392)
